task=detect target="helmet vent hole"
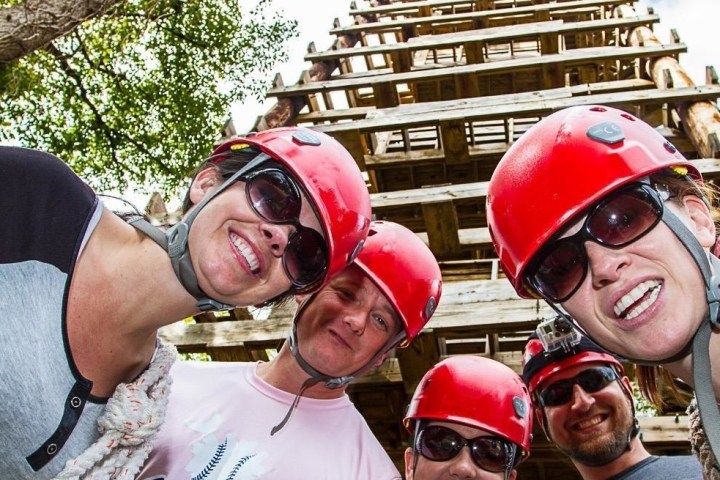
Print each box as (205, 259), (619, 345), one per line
(620, 113), (636, 121)
(589, 106), (606, 112)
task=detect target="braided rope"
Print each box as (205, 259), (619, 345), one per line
(688, 396), (720, 480)
(53, 340), (178, 480)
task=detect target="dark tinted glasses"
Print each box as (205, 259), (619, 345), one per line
(417, 425), (515, 473)
(243, 168), (328, 290)
(538, 366), (619, 407)
(526, 183), (664, 302)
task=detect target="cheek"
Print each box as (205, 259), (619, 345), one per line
(544, 409), (569, 437)
(413, 456), (444, 478)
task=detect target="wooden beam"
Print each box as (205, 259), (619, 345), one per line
(422, 200), (462, 257)
(274, 45), (685, 99)
(440, 119), (470, 163)
(370, 158), (720, 209)
(316, 85), (720, 134)
(329, 0), (629, 36)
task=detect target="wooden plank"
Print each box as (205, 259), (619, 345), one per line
(369, 158), (720, 209)
(396, 331), (441, 394)
(316, 85), (720, 134)
(331, 0), (629, 36)
(372, 81), (400, 108)
(308, 15), (659, 63)
(440, 119), (470, 163)
(275, 44), (685, 97)
(422, 200), (462, 257)
(330, 128), (368, 169)
(350, 0), (476, 17)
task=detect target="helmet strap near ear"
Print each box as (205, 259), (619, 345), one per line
(539, 207), (719, 365)
(504, 443), (518, 480)
(288, 307), (406, 389)
(129, 153), (271, 312)
(411, 419), (425, 476)
(691, 319), (720, 464)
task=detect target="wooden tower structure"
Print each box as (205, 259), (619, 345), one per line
(159, 0), (720, 477)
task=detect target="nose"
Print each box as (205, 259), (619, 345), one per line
(569, 383), (596, 412)
(260, 222), (293, 257)
(343, 308), (368, 336)
(585, 241), (630, 289)
(447, 447), (479, 479)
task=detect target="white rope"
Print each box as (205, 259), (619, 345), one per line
(53, 340), (177, 480)
(688, 396), (720, 480)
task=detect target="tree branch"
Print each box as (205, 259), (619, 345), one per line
(45, 42), (140, 177)
(0, 0), (126, 64)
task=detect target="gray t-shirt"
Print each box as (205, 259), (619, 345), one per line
(0, 147), (105, 478)
(609, 455), (703, 480)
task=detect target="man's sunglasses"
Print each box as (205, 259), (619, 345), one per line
(538, 366), (619, 407)
(242, 167), (328, 291)
(416, 425), (516, 473)
(526, 183), (665, 302)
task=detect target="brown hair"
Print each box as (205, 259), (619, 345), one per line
(181, 147), (260, 214)
(635, 168), (720, 407)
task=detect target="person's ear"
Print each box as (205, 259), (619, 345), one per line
(621, 375), (633, 392)
(188, 167), (220, 205)
(373, 351), (389, 367)
(404, 447), (415, 479)
(682, 195), (716, 249)
(508, 469), (518, 480)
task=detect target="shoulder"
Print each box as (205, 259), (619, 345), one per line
(652, 455), (703, 470)
(620, 455), (702, 479)
(0, 145), (95, 208)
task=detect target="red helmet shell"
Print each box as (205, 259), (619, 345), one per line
(486, 105), (699, 298)
(213, 128), (371, 291)
(522, 336), (624, 394)
(404, 356), (533, 457)
(354, 221), (442, 344)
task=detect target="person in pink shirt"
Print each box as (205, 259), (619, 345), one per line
(138, 220), (443, 479)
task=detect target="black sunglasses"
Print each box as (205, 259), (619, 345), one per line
(538, 366), (619, 407)
(416, 425), (516, 473)
(242, 167), (328, 291)
(526, 183), (665, 302)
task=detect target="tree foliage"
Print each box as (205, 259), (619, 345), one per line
(0, 0), (298, 196)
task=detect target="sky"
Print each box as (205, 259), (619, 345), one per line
(232, 0), (718, 132)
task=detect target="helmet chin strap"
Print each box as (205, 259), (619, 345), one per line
(269, 295), (406, 435)
(654, 207), (720, 465)
(557, 206), (720, 462)
(129, 153), (271, 312)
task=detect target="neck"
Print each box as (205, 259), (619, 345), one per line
(66, 210), (199, 395)
(256, 343), (347, 399)
(71, 211), (199, 336)
(663, 329), (720, 402)
(572, 437), (650, 480)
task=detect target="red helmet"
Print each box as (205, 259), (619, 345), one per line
(404, 356), (533, 458)
(354, 221), (442, 346)
(522, 334), (624, 394)
(213, 127), (371, 290)
(486, 105), (699, 298)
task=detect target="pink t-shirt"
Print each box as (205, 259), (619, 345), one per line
(138, 361), (401, 480)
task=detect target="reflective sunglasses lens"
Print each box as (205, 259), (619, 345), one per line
(284, 229), (328, 288)
(539, 380), (573, 407)
(588, 188), (661, 246)
(532, 241), (586, 302)
(247, 171), (301, 222)
(577, 367), (616, 393)
(470, 437), (511, 473)
(540, 367), (616, 407)
(419, 427), (462, 462)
